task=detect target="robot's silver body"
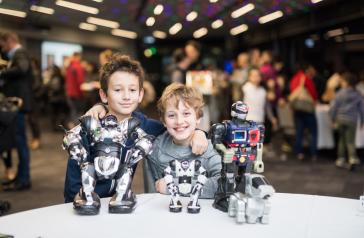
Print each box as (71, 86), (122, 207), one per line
(164, 160), (207, 213)
(228, 174), (274, 224)
(210, 101), (275, 224)
(63, 115), (154, 215)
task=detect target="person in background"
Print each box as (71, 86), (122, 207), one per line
(169, 48), (191, 84)
(28, 57), (44, 150)
(230, 52), (249, 102)
(330, 72), (364, 169)
(185, 40), (203, 71)
(289, 63), (319, 161)
(0, 31), (32, 191)
(65, 52), (85, 128)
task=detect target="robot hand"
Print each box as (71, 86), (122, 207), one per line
(62, 127), (87, 163)
(215, 143), (235, 163)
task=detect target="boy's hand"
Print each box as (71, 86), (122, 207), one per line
(84, 103), (107, 119)
(155, 179), (167, 194)
(190, 129), (208, 155)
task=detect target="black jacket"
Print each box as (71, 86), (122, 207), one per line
(0, 48), (33, 112)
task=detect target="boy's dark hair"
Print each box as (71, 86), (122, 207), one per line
(99, 53), (145, 94)
(341, 72), (358, 87)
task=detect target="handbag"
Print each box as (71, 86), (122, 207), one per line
(289, 85), (315, 113)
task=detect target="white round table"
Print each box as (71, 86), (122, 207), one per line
(0, 193), (363, 238)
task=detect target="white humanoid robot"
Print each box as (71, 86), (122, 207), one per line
(63, 115), (154, 215)
(210, 101), (275, 224)
(164, 160), (207, 213)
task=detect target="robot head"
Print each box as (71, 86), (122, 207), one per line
(101, 114), (118, 128)
(231, 101), (248, 120)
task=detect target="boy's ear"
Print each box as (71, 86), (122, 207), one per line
(138, 88), (144, 103)
(99, 89), (108, 104)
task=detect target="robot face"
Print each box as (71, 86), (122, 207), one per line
(101, 114), (118, 128)
(231, 101), (248, 120)
(181, 160), (190, 170)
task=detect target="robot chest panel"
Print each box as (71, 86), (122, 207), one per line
(175, 160), (195, 177)
(175, 160), (195, 195)
(91, 125), (128, 144)
(225, 123), (260, 146)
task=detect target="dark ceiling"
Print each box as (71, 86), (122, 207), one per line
(0, 0), (339, 40)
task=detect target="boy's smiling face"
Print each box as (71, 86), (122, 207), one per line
(99, 71), (144, 121)
(164, 99), (201, 146)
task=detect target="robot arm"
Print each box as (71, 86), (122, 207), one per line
(209, 122), (226, 146)
(253, 124), (265, 173)
(164, 161), (179, 196)
(125, 134), (155, 167)
(62, 125), (88, 164)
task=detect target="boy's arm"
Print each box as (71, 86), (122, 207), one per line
(199, 150), (222, 199)
(190, 129), (208, 155)
(84, 103), (108, 119)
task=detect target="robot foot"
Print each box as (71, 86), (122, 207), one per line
(213, 194), (229, 213)
(73, 191), (100, 215)
(169, 200), (182, 213)
(109, 192), (136, 214)
(187, 201), (201, 214)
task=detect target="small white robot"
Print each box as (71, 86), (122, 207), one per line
(63, 115), (154, 215)
(164, 160), (207, 213)
(210, 101), (275, 224)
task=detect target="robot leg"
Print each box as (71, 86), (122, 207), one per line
(165, 175), (182, 213)
(236, 198), (246, 224)
(187, 183), (203, 214)
(260, 199), (271, 224)
(109, 167), (136, 214)
(213, 163), (235, 212)
(228, 194), (238, 217)
(74, 163), (100, 215)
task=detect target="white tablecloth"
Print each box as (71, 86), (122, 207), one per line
(316, 104), (364, 149)
(0, 193), (363, 238)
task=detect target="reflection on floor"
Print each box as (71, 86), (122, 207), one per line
(0, 116), (363, 215)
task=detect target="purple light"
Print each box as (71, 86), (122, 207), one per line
(112, 8), (121, 15)
(119, 0), (128, 4)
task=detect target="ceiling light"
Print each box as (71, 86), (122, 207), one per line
(209, 0), (218, 2)
(153, 30), (167, 39)
(111, 29), (138, 39)
(193, 27), (208, 39)
(230, 24), (248, 35)
(87, 17), (119, 28)
(30, 5), (55, 15)
(326, 28), (344, 38)
(169, 23), (182, 35)
(56, 0), (98, 14)
(211, 19), (223, 29)
(93, 0), (103, 2)
(311, 0), (323, 3)
(186, 11), (198, 22)
(79, 23), (97, 31)
(146, 17), (155, 26)
(0, 7), (27, 18)
(154, 4), (164, 15)
(258, 10), (283, 24)
(231, 3), (255, 18)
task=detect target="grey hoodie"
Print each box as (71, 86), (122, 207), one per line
(147, 131), (222, 198)
(330, 88), (364, 126)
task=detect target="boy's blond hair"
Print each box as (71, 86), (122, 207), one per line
(158, 83), (204, 122)
(99, 53), (145, 94)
